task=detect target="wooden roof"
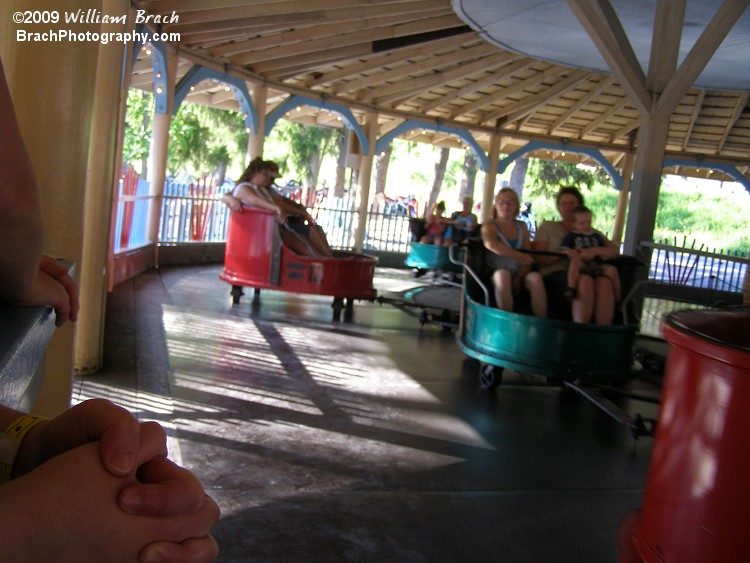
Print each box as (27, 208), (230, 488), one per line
(131, 0), (750, 183)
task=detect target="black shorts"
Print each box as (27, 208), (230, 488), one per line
(543, 270), (572, 320)
(286, 216), (310, 236)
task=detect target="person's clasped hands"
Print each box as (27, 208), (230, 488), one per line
(6, 399), (220, 562)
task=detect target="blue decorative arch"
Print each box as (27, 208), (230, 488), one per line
(172, 65), (257, 132)
(374, 120), (489, 172)
(130, 25), (169, 114)
(663, 157), (750, 194)
(497, 140), (623, 190)
(265, 95), (369, 154)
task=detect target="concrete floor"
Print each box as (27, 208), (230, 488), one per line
(74, 264), (664, 563)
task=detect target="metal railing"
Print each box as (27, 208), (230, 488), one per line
(642, 238), (748, 294)
(159, 181), (233, 243)
(113, 178), (152, 251)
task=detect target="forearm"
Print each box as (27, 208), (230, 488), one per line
(234, 187), (281, 215)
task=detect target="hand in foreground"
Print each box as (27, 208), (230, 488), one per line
(13, 399), (156, 479)
(38, 255), (79, 323)
(11, 264), (75, 326)
(0, 442), (219, 563)
(14, 399), (211, 518)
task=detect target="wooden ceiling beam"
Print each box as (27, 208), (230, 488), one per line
(716, 93), (749, 153)
(611, 117), (640, 143)
(580, 96), (630, 138)
(228, 14), (464, 66)
(646, 0), (685, 94)
(306, 34), (474, 88)
(567, 0), (651, 113)
(548, 76), (615, 135)
(682, 89), (705, 151)
(173, 0), (444, 35)
(417, 53), (522, 115)
(451, 64), (559, 119)
(657, 0), (750, 116)
(140, 0), (424, 25)
(252, 44), (374, 76)
(487, 70), (594, 125)
(334, 43), (497, 96)
(366, 52), (510, 106)
(210, 8), (449, 58)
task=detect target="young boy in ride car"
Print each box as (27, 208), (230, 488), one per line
(559, 206), (621, 303)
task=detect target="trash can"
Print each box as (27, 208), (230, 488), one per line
(618, 308), (750, 562)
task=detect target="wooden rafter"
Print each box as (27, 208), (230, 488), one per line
(337, 44), (498, 97)
(227, 14), (465, 67)
(716, 93), (749, 154)
(580, 96), (630, 138)
(567, 0), (650, 113)
(417, 55), (527, 115)
(496, 71), (594, 126)
(682, 90), (705, 151)
(450, 63), (559, 119)
(368, 52), (513, 107)
(547, 76), (615, 135)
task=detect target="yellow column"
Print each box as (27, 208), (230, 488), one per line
(482, 133), (501, 223)
(1, 0), (102, 415)
(612, 152), (635, 246)
(354, 111), (378, 252)
(146, 47), (178, 262)
(247, 83), (267, 161)
(75, 0), (130, 374)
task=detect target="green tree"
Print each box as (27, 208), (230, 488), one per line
(526, 159), (610, 200)
(271, 120), (339, 187)
(167, 101), (247, 180)
(123, 89), (154, 176)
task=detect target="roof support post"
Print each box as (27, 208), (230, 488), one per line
(76, 0), (131, 374)
(612, 151), (635, 246)
(623, 111), (669, 258)
(482, 132), (501, 223)
(146, 47), (177, 266)
(247, 84), (268, 162)
(353, 111), (378, 253)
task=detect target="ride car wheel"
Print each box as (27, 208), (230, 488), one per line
(479, 363), (503, 390)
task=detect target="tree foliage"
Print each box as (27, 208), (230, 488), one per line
(123, 88), (247, 181)
(167, 102), (247, 180)
(123, 89), (154, 171)
(270, 120), (339, 186)
(524, 159), (610, 200)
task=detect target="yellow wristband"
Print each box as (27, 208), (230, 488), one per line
(0, 415), (47, 484)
